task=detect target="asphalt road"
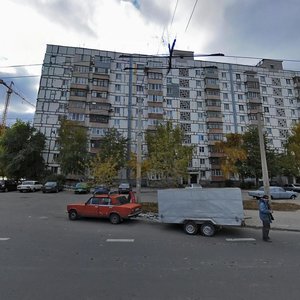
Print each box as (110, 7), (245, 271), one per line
(1, 191), (300, 300)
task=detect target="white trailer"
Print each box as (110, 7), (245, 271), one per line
(158, 187), (245, 236)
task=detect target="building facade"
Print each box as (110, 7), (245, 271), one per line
(33, 44), (300, 183)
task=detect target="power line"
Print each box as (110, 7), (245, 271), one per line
(0, 75), (40, 79)
(0, 63), (42, 69)
(185, 0), (198, 32)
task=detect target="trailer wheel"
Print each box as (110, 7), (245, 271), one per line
(200, 222), (216, 237)
(184, 221), (198, 235)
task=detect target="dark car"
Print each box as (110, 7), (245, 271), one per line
(42, 181), (63, 193)
(74, 182), (90, 194)
(0, 180), (18, 192)
(284, 184), (300, 193)
(118, 182), (132, 194)
(93, 186), (110, 195)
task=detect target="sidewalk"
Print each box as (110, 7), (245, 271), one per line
(244, 209), (300, 232)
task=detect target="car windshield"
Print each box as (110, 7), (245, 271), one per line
(294, 184), (300, 187)
(119, 183), (129, 188)
(22, 181), (34, 185)
(76, 183), (86, 188)
(45, 182), (56, 186)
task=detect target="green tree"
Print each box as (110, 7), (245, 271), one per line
(56, 119), (89, 176)
(96, 128), (128, 171)
(145, 121), (194, 186)
(239, 127), (279, 186)
(0, 120), (46, 180)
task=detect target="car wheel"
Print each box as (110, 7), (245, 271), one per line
(290, 195), (296, 199)
(68, 210), (78, 220)
(109, 213), (121, 224)
(184, 221), (198, 235)
(32, 188), (36, 192)
(4, 188), (8, 192)
(43, 191), (46, 193)
(200, 222), (216, 237)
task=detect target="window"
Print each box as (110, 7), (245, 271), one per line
(196, 80), (201, 87)
(288, 89), (293, 96)
(222, 82), (228, 89)
(116, 73), (122, 80)
(197, 91), (202, 97)
(93, 79), (109, 87)
(238, 94), (243, 100)
(72, 77), (88, 85)
(199, 146), (205, 153)
(265, 117), (270, 123)
(260, 76), (266, 83)
(239, 105), (244, 111)
(167, 99), (172, 106)
(115, 95), (121, 102)
(264, 107), (269, 113)
(222, 72), (227, 79)
(68, 113), (85, 121)
(200, 158), (205, 164)
(236, 83), (242, 90)
(196, 70), (201, 76)
(286, 79), (291, 85)
(114, 107), (120, 114)
(240, 115), (245, 122)
(262, 86), (267, 93)
(224, 103), (229, 110)
(223, 93), (228, 100)
(115, 84), (121, 91)
(236, 74), (241, 80)
(262, 96), (268, 103)
(136, 85), (144, 92)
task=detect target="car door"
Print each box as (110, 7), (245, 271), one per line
(98, 197), (113, 218)
(83, 197), (101, 217)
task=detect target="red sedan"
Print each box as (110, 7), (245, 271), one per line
(67, 192), (142, 224)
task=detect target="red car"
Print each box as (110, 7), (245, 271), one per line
(67, 192), (142, 224)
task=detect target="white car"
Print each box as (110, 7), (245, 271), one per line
(17, 180), (43, 192)
(248, 186), (298, 200)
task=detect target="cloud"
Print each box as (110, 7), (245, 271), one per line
(11, 0), (97, 38)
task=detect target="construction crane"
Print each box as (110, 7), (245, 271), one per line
(0, 79), (35, 132)
(0, 79), (14, 129)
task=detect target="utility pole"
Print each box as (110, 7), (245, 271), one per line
(136, 97), (142, 203)
(257, 111), (270, 197)
(126, 56), (133, 181)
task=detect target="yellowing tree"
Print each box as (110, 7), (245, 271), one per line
(215, 133), (247, 179)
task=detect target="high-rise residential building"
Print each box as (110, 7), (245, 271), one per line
(33, 44), (300, 184)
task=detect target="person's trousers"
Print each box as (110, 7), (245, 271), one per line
(262, 221), (271, 240)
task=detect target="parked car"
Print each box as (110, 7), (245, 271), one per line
(17, 180), (43, 192)
(67, 192), (142, 224)
(93, 185), (110, 195)
(118, 182), (132, 194)
(42, 181), (63, 193)
(74, 182), (90, 194)
(0, 179), (18, 192)
(248, 186), (298, 199)
(284, 183), (300, 193)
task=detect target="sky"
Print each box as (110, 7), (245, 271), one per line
(1, 0), (300, 126)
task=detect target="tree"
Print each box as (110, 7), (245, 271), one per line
(96, 128), (128, 171)
(56, 119), (89, 176)
(239, 127), (279, 186)
(89, 129), (128, 185)
(279, 123), (300, 178)
(215, 133), (247, 180)
(89, 155), (118, 187)
(0, 120), (46, 180)
(145, 121), (194, 186)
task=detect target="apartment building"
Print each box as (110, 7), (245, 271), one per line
(33, 44), (300, 184)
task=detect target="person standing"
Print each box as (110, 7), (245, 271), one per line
(259, 195), (273, 242)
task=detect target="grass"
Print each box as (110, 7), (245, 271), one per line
(142, 201), (300, 213)
(243, 200), (300, 211)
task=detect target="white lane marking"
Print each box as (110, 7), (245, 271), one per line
(0, 238), (10, 241)
(106, 239), (135, 242)
(226, 238), (256, 242)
